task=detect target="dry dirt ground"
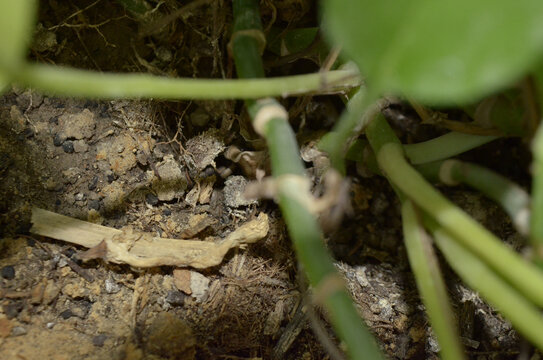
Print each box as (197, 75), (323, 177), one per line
(0, 1), (532, 359)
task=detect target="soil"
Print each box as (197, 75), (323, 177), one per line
(0, 1), (533, 359)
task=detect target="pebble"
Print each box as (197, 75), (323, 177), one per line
(165, 290), (186, 306)
(3, 302), (23, 319)
(59, 309), (73, 319)
(88, 176), (99, 191)
(62, 141), (74, 153)
(190, 271), (210, 303)
(146, 193), (159, 206)
(11, 326), (27, 336)
(74, 193), (86, 201)
(104, 278), (121, 294)
(88, 199), (101, 211)
(1, 266), (15, 280)
(46, 322), (55, 329)
(93, 334), (108, 347)
(53, 133), (65, 146)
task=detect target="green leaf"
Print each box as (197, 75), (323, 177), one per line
(0, 0), (37, 71)
(321, 0), (543, 104)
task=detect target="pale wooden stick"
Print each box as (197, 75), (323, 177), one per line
(30, 207), (269, 269)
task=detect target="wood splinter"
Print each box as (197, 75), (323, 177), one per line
(30, 207), (269, 269)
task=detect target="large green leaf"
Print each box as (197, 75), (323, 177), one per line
(0, 0), (37, 71)
(321, 0), (543, 104)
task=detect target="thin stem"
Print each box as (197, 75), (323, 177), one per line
(230, 1), (384, 359)
(376, 139), (543, 308)
(417, 160), (531, 236)
(531, 124), (543, 260)
(13, 63), (359, 100)
(403, 132), (498, 165)
(401, 200), (465, 360)
(429, 223), (543, 351)
(320, 88), (380, 174)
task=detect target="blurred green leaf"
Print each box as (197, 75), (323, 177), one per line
(321, 0), (543, 104)
(0, 0), (37, 71)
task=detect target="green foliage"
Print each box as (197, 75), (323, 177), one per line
(321, 0), (543, 104)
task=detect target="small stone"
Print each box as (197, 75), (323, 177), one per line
(224, 176), (257, 208)
(165, 290), (186, 306)
(173, 269), (191, 294)
(60, 309), (73, 319)
(146, 193), (159, 206)
(62, 141), (74, 153)
(1, 266), (15, 280)
(73, 140), (89, 153)
(11, 326), (27, 336)
(57, 109), (96, 140)
(93, 334), (108, 347)
(152, 156), (187, 201)
(88, 176), (99, 191)
(104, 279), (121, 294)
(106, 171), (116, 183)
(53, 133), (65, 146)
(88, 199), (101, 210)
(46, 322), (55, 329)
(190, 271), (210, 303)
(3, 302), (23, 319)
(163, 208), (172, 216)
(74, 193), (86, 201)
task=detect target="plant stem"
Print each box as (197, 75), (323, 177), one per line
(401, 200), (466, 360)
(416, 160), (530, 236)
(403, 132), (498, 165)
(231, 1), (383, 359)
(429, 222), (543, 351)
(320, 88), (379, 174)
(531, 124), (543, 261)
(367, 115), (543, 308)
(13, 63), (359, 100)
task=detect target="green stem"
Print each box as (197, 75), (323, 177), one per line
(531, 125), (543, 260)
(417, 160), (530, 236)
(231, 1), (383, 359)
(429, 222), (543, 351)
(369, 115), (543, 308)
(401, 200), (466, 360)
(403, 132), (498, 165)
(320, 88), (379, 174)
(13, 63), (358, 100)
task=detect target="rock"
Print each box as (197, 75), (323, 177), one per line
(152, 155), (187, 201)
(190, 271), (210, 303)
(11, 326), (27, 336)
(92, 334), (107, 347)
(224, 176), (257, 208)
(183, 128), (225, 177)
(73, 140), (89, 153)
(173, 269), (191, 294)
(1, 266), (15, 280)
(165, 290), (186, 306)
(104, 278), (121, 294)
(145, 193), (159, 206)
(57, 109), (96, 140)
(62, 141), (74, 153)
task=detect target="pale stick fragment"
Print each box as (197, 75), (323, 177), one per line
(30, 207), (269, 269)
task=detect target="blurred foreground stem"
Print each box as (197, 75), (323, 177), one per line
(231, 1), (383, 359)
